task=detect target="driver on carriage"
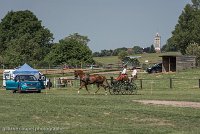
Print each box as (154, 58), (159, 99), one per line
(116, 64), (128, 81)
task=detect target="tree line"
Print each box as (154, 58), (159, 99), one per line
(92, 45), (156, 57)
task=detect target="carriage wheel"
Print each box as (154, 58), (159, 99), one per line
(120, 82), (128, 95)
(114, 82), (122, 95)
(131, 83), (138, 94)
(126, 83), (134, 95)
(114, 84), (120, 95)
(109, 82), (119, 95)
(109, 86), (116, 95)
(113, 88), (120, 95)
(122, 81), (133, 95)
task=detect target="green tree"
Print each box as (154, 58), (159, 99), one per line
(99, 49), (113, 56)
(118, 50), (128, 61)
(113, 47), (128, 56)
(65, 33), (90, 45)
(166, 1), (200, 54)
(0, 10), (53, 67)
(45, 35), (94, 66)
(161, 38), (178, 52)
(150, 44), (156, 53)
(186, 42), (200, 66)
(123, 57), (140, 67)
(93, 52), (101, 57)
(192, 0), (200, 9)
(132, 46), (143, 54)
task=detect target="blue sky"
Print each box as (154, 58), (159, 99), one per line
(0, 0), (191, 52)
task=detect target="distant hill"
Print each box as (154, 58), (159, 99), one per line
(93, 52), (181, 66)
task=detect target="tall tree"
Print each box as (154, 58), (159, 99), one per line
(65, 33), (90, 46)
(166, 1), (200, 54)
(45, 34), (94, 66)
(0, 10), (53, 67)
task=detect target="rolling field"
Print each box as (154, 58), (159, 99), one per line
(1, 67), (200, 134)
(1, 87), (200, 134)
(0, 53), (199, 134)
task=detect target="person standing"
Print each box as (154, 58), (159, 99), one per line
(131, 67), (137, 82)
(121, 65), (127, 75)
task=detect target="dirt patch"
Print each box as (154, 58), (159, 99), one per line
(133, 100), (200, 108)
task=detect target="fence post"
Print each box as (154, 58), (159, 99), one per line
(170, 78), (172, 89)
(140, 79), (143, 89)
(48, 79), (51, 90)
(199, 79), (200, 88)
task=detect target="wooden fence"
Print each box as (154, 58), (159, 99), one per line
(0, 76), (200, 90)
(51, 77), (200, 90)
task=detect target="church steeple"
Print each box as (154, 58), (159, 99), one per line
(154, 33), (161, 52)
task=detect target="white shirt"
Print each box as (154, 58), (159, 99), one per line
(121, 68), (127, 74)
(132, 69), (137, 77)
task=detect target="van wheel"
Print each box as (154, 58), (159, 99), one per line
(151, 70), (156, 73)
(12, 90), (17, 93)
(37, 90), (41, 93)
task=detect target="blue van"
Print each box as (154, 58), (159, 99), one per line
(6, 75), (46, 93)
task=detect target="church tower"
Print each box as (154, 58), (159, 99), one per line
(154, 33), (161, 52)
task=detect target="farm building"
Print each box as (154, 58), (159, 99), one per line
(160, 54), (196, 72)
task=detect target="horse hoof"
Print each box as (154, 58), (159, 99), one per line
(105, 91), (107, 95)
(78, 91), (80, 94)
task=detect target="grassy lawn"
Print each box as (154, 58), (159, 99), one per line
(0, 88), (200, 134)
(1, 60), (200, 134)
(1, 72), (200, 134)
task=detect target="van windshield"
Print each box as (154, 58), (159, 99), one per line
(17, 75), (37, 81)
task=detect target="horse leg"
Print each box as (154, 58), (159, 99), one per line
(78, 83), (84, 94)
(101, 84), (108, 95)
(102, 79), (110, 95)
(78, 82), (86, 94)
(85, 85), (90, 94)
(95, 83), (100, 94)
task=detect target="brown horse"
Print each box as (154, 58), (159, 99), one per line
(74, 70), (110, 94)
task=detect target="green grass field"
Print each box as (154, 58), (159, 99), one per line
(1, 88), (200, 134)
(0, 53), (199, 134)
(1, 68), (200, 134)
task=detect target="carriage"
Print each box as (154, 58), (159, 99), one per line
(109, 76), (138, 95)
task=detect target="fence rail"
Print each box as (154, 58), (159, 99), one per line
(0, 76), (200, 90)
(50, 77), (200, 90)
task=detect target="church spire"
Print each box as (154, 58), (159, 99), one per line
(154, 33), (161, 52)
